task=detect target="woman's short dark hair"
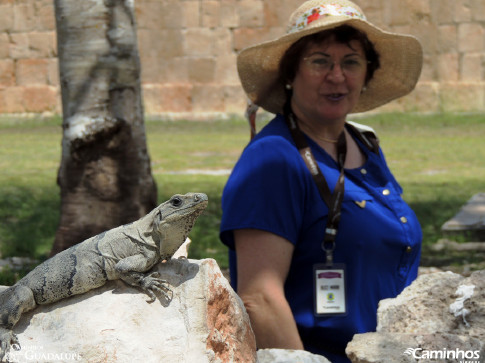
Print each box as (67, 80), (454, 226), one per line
(279, 25), (380, 86)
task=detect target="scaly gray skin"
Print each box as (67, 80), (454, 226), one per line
(0, 192), (208, 361)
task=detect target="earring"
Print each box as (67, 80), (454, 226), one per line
(361, 86), (367, 93)
(286, 84), (292, 90)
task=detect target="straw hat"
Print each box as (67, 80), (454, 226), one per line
(237, 0), (423, 114)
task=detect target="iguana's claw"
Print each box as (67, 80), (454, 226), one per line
(0, 328), (19, 362)
(141, 272), (173, 303)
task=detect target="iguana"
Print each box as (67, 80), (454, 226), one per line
(0, 192), (208, 361)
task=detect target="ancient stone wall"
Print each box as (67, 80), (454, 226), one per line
(0, 0), (484, 117)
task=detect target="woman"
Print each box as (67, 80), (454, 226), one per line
(220, 1), (423, 362)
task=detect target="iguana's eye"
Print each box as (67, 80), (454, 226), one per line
(171, 197), (183, 207)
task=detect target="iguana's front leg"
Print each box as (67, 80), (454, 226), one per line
(115, 255), (171, 303)
(0, 285), (36, 361)
(0, 327), (20, 362)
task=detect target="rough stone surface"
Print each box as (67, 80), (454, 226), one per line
(257, 348), (331, 363)
(3, 258), (257, 363)
(346, 270), (485, 363)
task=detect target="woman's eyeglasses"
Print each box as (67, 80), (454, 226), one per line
(302, 54), (370, 76)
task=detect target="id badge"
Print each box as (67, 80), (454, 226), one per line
(313, 263), (347, 316)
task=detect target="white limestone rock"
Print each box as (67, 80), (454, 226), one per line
(257, 348), (331, 363)
(4, 258), (256, 363)
(346, 270), (485, 363)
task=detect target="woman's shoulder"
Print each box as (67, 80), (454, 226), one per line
(346, 120), (380, 154)
(244, 114), (298, 156)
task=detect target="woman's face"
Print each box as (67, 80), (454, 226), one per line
(290, 35), (368, 126)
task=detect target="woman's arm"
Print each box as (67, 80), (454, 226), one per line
(234, 229), (304, 350)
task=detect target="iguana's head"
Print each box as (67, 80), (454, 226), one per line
(153, 193), (208, 259)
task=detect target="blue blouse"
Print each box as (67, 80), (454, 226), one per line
(220, 114), (422, 362)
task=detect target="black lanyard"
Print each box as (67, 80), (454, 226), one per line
(285, 113), (347, 266)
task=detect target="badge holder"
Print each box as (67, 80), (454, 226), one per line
(313, 234), (347, 317)
(284, 112), (348, 317)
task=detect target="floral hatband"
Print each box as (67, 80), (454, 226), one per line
(288, 3), (366, 34)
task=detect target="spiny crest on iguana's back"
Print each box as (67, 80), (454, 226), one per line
(153, 193), (208, 259)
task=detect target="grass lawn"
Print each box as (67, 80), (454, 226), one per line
(1, 113), (484, 284)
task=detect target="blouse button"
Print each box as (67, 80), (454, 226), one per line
(382, 189), (390, 196)
(360, 168), (367, 175)
(400, 216), (408, 224)
(406, 246), (412, 253)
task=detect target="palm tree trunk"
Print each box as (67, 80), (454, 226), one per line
(51, 0), (157, 255)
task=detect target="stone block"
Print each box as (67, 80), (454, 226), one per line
(458, 23), (485, 53)
(376, 82), (440, 113)
(38, 3), (55, 30)
(183, 28), (215, 57)
(403, 82), (441, 112)
(160, 1), (184, 30)
(0, 33), (10, 59)
(438, 53), (459, 82)
(430, 0), (454, 24)
(372, 81), (441, 114)
(188, 58), (216, 84)
(212, 28), (233, 54)
(23, 85), (59, 112)
(192, 84), (225, 112)
(136, 1), (182, 30)
(223, 84), (246, 114)
(438, 25), (458, 53)
(383, 0), (412, 26)
(396, 22), (439, 54)
(13, 3), (36, 32)
(453, 0), (472, 22)
(461, 53), (483, 81)
(137, 1), (165, 30)
(401, 0), (432, 23)
(137, 29), (184, 59)
(141, 55), (188, 84)
(202, 1), (220, 28)
(471, 0), (485, 21)
(214, 54), (239, 83)
(0, 59), (14, 87)
(233, 27), (282, 52)
(420, 54), (437, 82)
(238, 0), (264, 27)
(263, 0), (294, 28)
(16, 58), (50, 85)
(220, 1), (239, 28)
(142, 84), (192, 113)
(181, 1), (201, 28)
(414, 0), (432, 15)
(29, 31), (57, 58)
(359, 8), (384, 29)
(0, 4), (14, 32)
(9, 33), (30, 59)
(47, 58), (59, 86)
(440, 82), (485, 112)
(0, 87), (23, 113)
